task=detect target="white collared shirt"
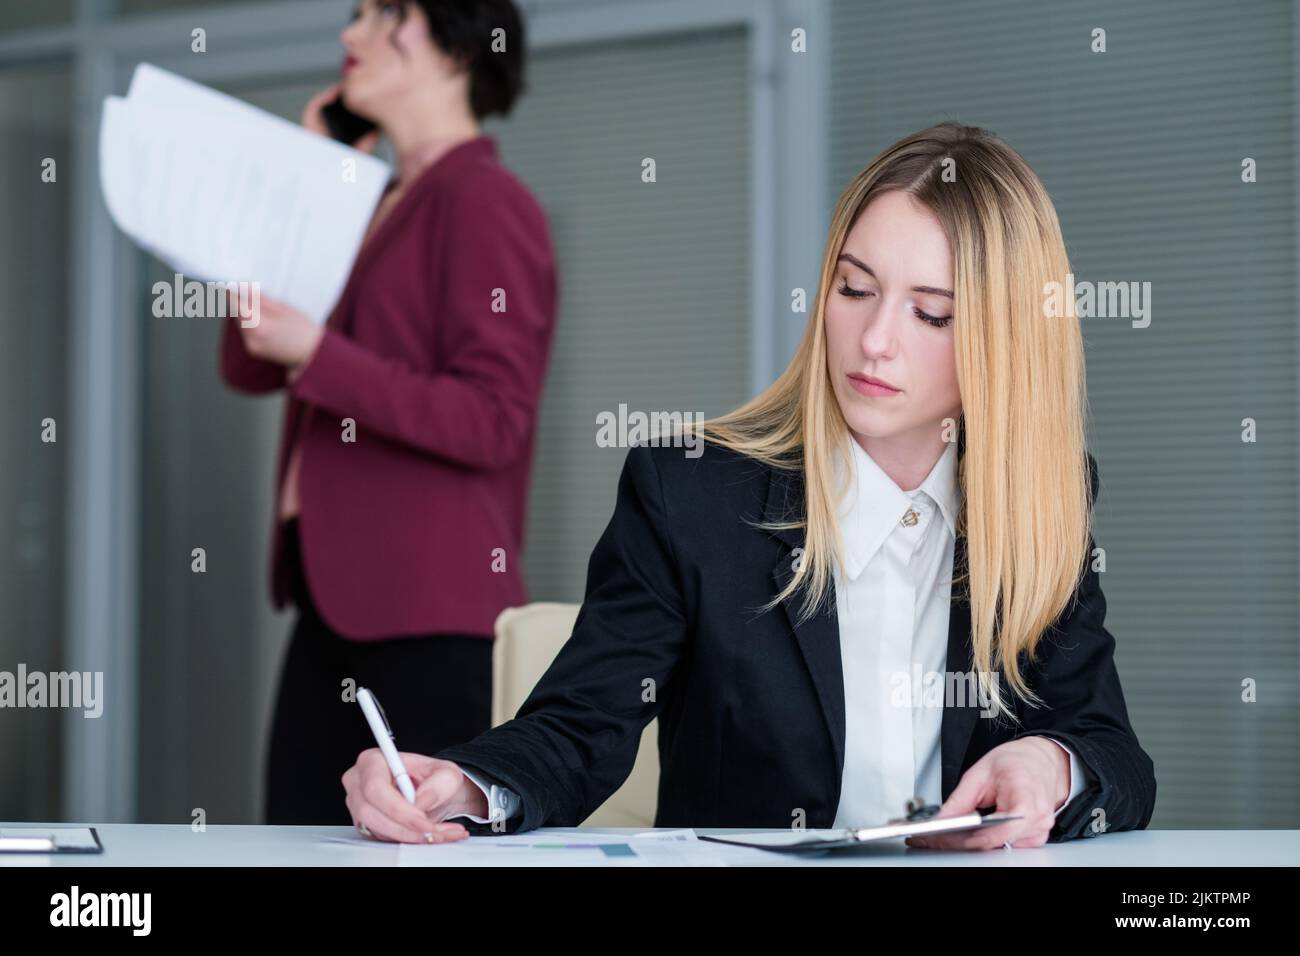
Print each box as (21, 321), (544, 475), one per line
(830, 438), (1087, 827)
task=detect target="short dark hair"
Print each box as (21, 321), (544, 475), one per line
(402, 0), (527, 120)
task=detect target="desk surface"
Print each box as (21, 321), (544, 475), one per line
(1, 825), (1295, 866)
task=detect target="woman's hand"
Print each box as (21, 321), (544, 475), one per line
(301, 82), (380, 153)
(905, 736), (1071, 851)
(232, 293), (325, 371)
(342, 749), (488, 844)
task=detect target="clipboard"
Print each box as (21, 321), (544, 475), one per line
(698, 799), (1020, 853)
(0, 827), (104, 854)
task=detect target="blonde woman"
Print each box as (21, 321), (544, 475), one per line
(341, 121), (1157, 849)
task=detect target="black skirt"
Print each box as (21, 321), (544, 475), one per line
(264, 517), (494, 825)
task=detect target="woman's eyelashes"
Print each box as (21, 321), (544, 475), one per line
(914, 309), (952, 329)
(835, 279), (952, 328)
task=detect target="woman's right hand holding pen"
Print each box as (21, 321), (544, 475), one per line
(342, 749), (488, 843)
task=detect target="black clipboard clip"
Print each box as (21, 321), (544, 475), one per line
(888, 797), (1005, 825)
(888, 797), (941, 824)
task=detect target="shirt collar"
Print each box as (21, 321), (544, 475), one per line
(834, 438), (960, 581)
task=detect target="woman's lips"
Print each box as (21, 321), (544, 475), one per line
(342, 55), (358, 73)
(848, 373), (902, 397)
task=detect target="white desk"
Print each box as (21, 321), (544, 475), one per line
(1, 825), (1295, 866)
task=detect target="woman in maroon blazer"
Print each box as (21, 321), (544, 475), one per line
(218, 0), (557, 824)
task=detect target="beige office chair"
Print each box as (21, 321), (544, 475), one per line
(491, 603), (659, 827)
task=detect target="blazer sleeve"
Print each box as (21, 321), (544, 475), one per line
(432, 444), (689, 833)
(1012, 453), (1158, 841)
(287, 180), (556, 470)
(218, 313), (288, 395)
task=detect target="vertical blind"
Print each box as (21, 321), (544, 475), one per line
(0, 62), (72, 820)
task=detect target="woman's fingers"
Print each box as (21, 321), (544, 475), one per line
(348, 790), (465, 844)
(361, 772), (438, 837)
(343, 749), (468, 844)
(352, 128), (381, 154)
(908, 797), (1053, 851)
(409, 758), (474, 819)
(935, 761), (995, 818)
(906, 762), (1053, 850)
(301, 83), (342, 134)
(396, 751), (444, 783)
(909, 817), (1022, 851)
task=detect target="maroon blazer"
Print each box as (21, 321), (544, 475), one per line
(219, 135), (558, 640)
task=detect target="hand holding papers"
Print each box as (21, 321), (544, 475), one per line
(99, 63), (391, 324)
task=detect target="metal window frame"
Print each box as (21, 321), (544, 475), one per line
(0, 0), (827, 822)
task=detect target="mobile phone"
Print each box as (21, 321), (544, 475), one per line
(321, 93), (377, 145)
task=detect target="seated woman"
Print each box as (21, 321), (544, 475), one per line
(341, 121), (1157, 850)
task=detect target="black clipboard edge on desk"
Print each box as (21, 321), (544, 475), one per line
(698, 812), (1021, 853)
(0, 827), (104, 854)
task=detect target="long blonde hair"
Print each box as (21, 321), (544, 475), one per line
(691, 121), (1092, 716)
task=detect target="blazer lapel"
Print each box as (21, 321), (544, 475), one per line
(940, 532), (979, 798)
(332, 135), (499, 336)
(765, 463), (846, 783)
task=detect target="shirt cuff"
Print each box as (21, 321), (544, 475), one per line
(449, 766), (523, 825)
(1038, 736), (1088, 816)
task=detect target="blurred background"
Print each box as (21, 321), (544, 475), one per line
(0, 0), (1295, 830)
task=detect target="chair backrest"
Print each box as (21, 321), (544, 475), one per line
(491, 603), (659, 827)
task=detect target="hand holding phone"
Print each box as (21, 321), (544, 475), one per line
(303, 82), (380, 150)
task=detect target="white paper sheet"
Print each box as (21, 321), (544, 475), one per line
(402, 829), (727, 868)
(99, 63), (391, 324)
(339, 828), (734, 867)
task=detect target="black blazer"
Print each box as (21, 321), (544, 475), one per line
(435, 441), (1157, 840)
